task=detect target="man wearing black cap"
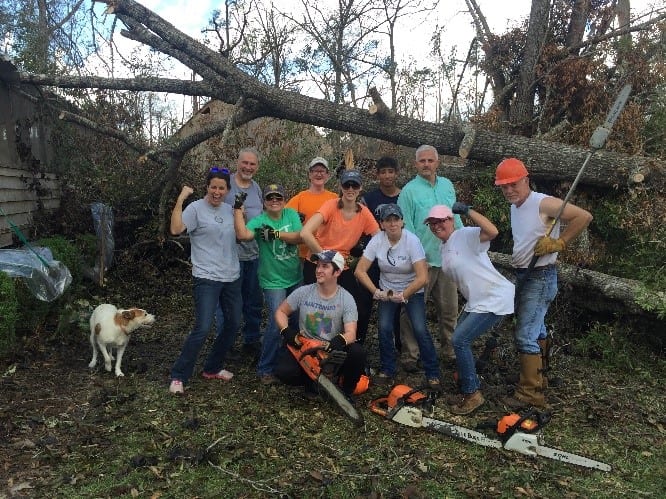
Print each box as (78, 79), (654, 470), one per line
(274, 250), (367, 402)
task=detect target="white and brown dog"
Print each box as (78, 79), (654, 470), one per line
(88, 304), (155, 377)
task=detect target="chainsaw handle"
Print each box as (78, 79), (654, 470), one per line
(368, 397), (390, 417)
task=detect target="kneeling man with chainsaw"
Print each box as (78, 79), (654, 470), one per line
(274, 250), (367, 405)
(495, 158), (593, 408)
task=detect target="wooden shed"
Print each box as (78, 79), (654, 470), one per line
(0, 55), (60, 247)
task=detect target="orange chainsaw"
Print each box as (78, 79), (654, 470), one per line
(370, 385), (611, 471)
(287, 335), (366, 426)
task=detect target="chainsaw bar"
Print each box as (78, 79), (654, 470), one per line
(317, 375), (364, 426)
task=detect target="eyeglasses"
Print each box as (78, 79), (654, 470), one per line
(341, 182), (361, 190)
(265, 195), (284, 202)
(209, 167), (230, 174)
(426, 217), (453, 226)
(310, 168), (328, 174)
(387, 246), (396, 266)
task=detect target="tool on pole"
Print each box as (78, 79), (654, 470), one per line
(370, 385), (612, 471)
(526, 83), (632, 272)
(287, 335), (365, 426)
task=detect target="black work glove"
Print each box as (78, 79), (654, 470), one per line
(297, 212), (306, 223)
(326, 334), (347, 352)
(452, 202), (471, 215)
(257, 224), (279, 241)
(233, 191), (247, 209)
(349, 234), (370, 258)
(280, 326), (299, 347)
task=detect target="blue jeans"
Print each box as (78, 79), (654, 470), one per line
(171, 276), (242, 384)
(215, 258), (263, 344)
(257, 284), (301, 376)
(452, 311), (504, 394)
(378, 293), (439, 379)
(514, 265), (558, 354)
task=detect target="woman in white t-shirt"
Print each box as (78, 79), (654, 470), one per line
(355, 204), (441, 389)
(426, 203), (515, 415)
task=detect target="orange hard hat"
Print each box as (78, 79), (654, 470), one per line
(387, 384), (426, 408)
(494, 158), (528, 185)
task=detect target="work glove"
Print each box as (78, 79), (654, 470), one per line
(320, 349), (347, 377)
(233, 191), (247, 209)
(534, 236), (566, 256)
(373, 289), (389, 301)
(349, 241), (364, 258)
(326, 334), (347, 352)
(297, 212), (306, 223)
(452, 202), (471, 216)
(257, 224), (280, 241)
(389, 291), (407, 304)
(280, 326), (300, 347)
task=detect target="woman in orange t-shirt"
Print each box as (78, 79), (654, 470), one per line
(300, 169), (380, 344)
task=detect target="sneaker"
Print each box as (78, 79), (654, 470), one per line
(260, 374), (279, 385)
(427, 378), (442, 392)
(450, 391), (485, 415)
(202, 369), (234, 381)
(373, 372), (394, 387)
(169, 379), (184, 395)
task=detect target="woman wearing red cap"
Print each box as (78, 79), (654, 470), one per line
(426, 203), (514, 414)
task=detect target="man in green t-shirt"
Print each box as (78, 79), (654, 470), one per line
(234, 184), (303, 385)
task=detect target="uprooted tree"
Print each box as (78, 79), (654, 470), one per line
(2, 0), (665, 321)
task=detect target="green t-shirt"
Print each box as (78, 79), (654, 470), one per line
(246, 208), (302, 289)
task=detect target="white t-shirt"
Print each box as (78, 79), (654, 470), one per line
(363, 229), (426, 294)
(511, 191), (560, 268)
(440, 227), (514, 315)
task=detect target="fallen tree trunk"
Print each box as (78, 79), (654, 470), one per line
(489, 251), (650, 315)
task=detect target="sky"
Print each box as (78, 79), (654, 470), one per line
(91, 0), (662, 122)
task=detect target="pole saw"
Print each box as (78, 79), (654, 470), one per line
(369, 385), (611, 472)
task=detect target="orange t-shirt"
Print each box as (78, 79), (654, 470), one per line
(286, 189), (339, 259)
(308, 198), (380, 264)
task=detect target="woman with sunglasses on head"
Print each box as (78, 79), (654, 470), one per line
(168, 167), (242, 394)
(355, 204), (441, 389)
(233, 184), (303, 386)
(426, 204), (514, 415)
(300, 169), (380, 345)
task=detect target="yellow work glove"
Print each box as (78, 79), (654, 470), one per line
(534, 236), (566, 256)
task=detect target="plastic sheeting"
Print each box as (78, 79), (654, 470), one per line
(0, 247), (72, 302)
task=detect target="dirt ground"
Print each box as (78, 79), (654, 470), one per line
(1, 257), (664, 498)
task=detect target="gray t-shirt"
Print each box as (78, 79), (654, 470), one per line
(224, 173), (262, 261)
(286, 284), (358, 341)
(182, 199), (240, 282)
(363, 229), (426, 293)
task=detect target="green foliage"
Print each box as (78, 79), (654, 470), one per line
(0, 271), (18, 358)
(634, 286), (666, 320)
(572, 322), (638, 370)
(37, 236), (83, 286)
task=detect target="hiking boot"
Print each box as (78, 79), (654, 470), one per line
(445, 393), (465, 406)
(450, 391), (485, 415)
(169, 379), (184, 395)
(373, 372), (394, 387)
(427, 378), (442, 392)
(260, 374), (279, 385)
(202, 369), (234, 381)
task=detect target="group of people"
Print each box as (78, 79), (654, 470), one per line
(167, 144), (592, 415)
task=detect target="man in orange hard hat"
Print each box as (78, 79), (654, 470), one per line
(495, 158), (592, 408)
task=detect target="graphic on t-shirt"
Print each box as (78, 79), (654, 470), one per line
(304, 311), (332, 338)
(273, 223), (297, 261)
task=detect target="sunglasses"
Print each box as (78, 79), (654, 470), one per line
(426, 217), (453, 226)
(387, 246), (396, 266)
(341, 182), (361, 190)
(209, 167), (230, 174)
(265, 194), (284, 202)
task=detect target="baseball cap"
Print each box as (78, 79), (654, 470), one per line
(340, 169), (363, 186)
(378, 203), (403, 221)
(263, 184), (285, 199)
(311, 250), (345, 271)
(423, 205), (453, 224)
(309, 157), (329, 171)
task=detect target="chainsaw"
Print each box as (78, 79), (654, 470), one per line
(369, 385), (611, 472)
(287, 335), (365, 426)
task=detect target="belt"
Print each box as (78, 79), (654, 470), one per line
(515, 264), (556, 273)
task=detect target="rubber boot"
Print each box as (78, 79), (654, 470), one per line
(503, 353), (547, 409)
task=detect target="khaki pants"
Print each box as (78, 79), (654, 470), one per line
(400, 266), (458, 363)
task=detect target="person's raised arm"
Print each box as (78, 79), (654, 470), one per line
(170, 186), (193, 235)
(233, 208), (255, 241)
